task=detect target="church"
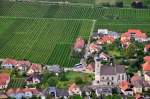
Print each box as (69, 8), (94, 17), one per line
(93, 56), (127, 86)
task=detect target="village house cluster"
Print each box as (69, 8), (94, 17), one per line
(0, 29), (150, 99)
(73, 28), (150, 98)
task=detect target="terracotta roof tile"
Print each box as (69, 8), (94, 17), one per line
(2, 58), (17, 66)
(74, 37), (85, 49)
(119, 81), (129, 91)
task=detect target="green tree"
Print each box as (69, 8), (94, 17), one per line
(125, 43), (137, 58)
(69, 95), (82, 99)
(75, 77), (83, 85)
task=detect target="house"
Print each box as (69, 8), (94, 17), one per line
(26, 74), (41, 85)
(144, 44), (150, 53)
(47, 87), (57, 97)
(0, 73), (10, 89)
(121, 29), (147, 44)
(16, 60), (31, 71)
(68, 83), (81, 96)
(99, 52), (111, 62)
(6, 88), (24, 99)
(95, 87), (112, 96)
(46, 65), (63, 75)
(144, 72), (150, 84)
(56, 89), (69, 99)
(119, 81), (133, 96)
(97, 35), (115, 44)
(93, 56), (127, 86)
(7, 88), (44, 99)
(1, 58), (17, 69)
(89, 43), (100, 54)
(0, 92), (8, 99)
(74, 37), (85, 52)
(142, 56), (150, 73)
(97, 29), (119, 39)
(47, 87), (69, 99)
(27, 63), (42, 75)
(81, 86), (92, 96)
(86, 63), (94, 72)
(130, 74), (146, 94)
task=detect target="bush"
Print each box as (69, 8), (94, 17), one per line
(115, 1), (123, 7)
(75, 77), (83, 85)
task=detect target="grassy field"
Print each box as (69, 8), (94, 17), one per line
(0, 17), (93, 67)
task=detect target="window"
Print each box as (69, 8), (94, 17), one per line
(97, 81), (99, 83)
(122, 75), (124, 80)
(107, 77), (109, 80)
(102, 77), (104, 79)
(118, 75), (120, 80)
(112, 77), (114, 80)
(107, 82), (109, 85)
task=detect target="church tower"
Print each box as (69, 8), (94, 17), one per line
(94, 56), (102, 85)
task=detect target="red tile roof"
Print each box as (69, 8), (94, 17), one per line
(89, 43), (98, 49)
(30, 63), (42, 71)
(142, 62), (150, 71)
(119, 81), (129, 91)
(131, 74), (141, 82)
(17, 60), (31, 67)
(145, 44), (150, 49)
(97, 35), (115, 44)
(2, 58), (17, 66)
(6, 88), (41, 96)
(0, 73), (10, 86)
(87, 63), (94, 72)
(121, 29), (147, 44)
(6, 88), (14, 95)
(144, 56), (150, 62)
(74, 37), (85, 49)
(68, 83), (78, 92)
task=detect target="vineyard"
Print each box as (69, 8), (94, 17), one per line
(0, 1), (150, 67)
(8, 78), (25, 88)
(0, 17), (93, 67)
(0, 2), (150, 19)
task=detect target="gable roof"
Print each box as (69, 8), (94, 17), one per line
(100, 65), (125, 75)
(87, 63), (94, 72)
(97, 35), (115, 44)
(89, 43), (98, 50)
(142, 62), (150, 71)
(119, 81), (130, 91)
(68, 83), (79, 92)
(2, 58), (17, 66)
(122, 29), (147, 38)
(17, 60), (31, 67)
(0, 73), (10, 86)
(74, 37), (85, 49)
(145, 44), (150, 49)
(144, 56), (150, 62)
(47, 65), (63, 73)
(30, 63), (42, 71)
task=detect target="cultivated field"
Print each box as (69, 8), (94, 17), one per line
(0, 2), (150, 19)
(0, 17), (93, 67)
(0, 1), (150, 67)
(8, 78), (25, 88)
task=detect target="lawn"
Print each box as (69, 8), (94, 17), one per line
(0, 17), (93, 67)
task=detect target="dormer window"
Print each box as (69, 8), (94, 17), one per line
(130, 32), (136, 37)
